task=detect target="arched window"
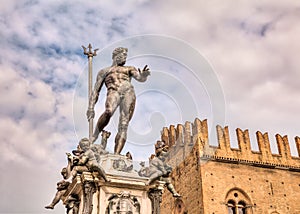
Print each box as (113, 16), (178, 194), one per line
(225, 188), (253, 214)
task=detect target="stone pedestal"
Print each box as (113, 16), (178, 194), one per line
(62, 154), (156, 214)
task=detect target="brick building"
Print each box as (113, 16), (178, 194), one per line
(158, 118), (300, 214)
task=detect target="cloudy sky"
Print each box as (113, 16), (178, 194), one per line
(1, 0), (300, 213)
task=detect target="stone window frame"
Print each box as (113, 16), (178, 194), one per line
(225, 188), (253, 214)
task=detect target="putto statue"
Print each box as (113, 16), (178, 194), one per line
(66, 138), (109, 182)
(45, 168), (70, 209)
(86, 47), (150, 154)
(139, 142), (181, 198)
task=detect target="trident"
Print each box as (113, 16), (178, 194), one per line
(82, 44), (98, 141)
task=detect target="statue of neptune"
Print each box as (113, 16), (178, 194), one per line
(87, 47), (150, 154)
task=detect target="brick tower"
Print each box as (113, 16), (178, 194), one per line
(159, 118), (300, 214)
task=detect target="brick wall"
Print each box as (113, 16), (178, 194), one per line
(159, 118), (300, 214)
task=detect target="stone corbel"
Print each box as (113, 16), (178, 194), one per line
(81, 172), (96, 214)
(148, 181), (165, 214)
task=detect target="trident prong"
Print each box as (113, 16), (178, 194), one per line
(82, 43), (98, 57)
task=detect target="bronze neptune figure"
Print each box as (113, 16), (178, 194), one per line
(86, 47), (150, 154)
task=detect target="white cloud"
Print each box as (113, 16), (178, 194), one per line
(1, 0), (300, 213)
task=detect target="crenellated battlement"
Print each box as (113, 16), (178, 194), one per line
(159, 118), (300, 170)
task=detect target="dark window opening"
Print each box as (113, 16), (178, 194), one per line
(227, 200), (247, 214)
